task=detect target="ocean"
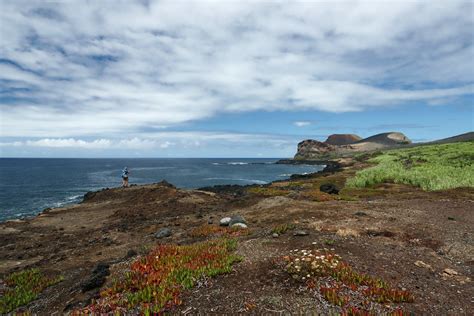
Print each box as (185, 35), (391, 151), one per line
(0, 158), (323, 222)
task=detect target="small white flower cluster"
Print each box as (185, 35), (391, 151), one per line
(286, 248), (342, 281)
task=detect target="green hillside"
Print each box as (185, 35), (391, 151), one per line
(347, 141), (474, 191)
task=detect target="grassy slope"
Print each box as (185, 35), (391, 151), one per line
(346, 141), (474, 191)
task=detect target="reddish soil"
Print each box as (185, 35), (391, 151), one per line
(0, 165), (473, 315)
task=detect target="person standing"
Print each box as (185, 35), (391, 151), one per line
(122, 167), (129, 187)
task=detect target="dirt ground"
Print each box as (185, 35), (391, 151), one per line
(0, 164), (473, 315)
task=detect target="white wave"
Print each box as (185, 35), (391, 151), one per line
(66, 195), (82, 201)
(132, 166), (176, 170)
(278, 173), (292, 177)
(204, 177), (267, 184)
(227, 162), (249, 165)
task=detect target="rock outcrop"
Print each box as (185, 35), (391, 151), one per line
(294, 140), (336, 160)
(324, 134), (362, 145)
(294, 132), (411, 160)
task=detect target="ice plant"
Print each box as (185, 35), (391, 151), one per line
(74, 238), (241, 314)
(0, 268), (63, 313)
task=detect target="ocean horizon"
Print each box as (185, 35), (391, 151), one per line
(0, 158), (323, 222)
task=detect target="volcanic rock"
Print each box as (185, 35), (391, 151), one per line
(324, 134), (362, 145)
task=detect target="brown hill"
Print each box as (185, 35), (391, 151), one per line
(294, 132), (411, 160)
(324, 134), (362, 145)
(428, 131), (474, 144)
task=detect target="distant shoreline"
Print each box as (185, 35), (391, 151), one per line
(0, 159), (326, 223)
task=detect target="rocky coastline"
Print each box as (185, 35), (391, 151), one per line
(0, 151), (472, 314)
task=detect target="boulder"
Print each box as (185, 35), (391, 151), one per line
(155, 228), (172, 239)
(228, 215), (247, 227)
(219, 217), (232, 226)
(231, 223), (248, 229)
(320, 183), (339, 195)
(293, 230), (308, 236)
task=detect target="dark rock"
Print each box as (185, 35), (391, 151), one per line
(208, 219), (213, 224)
(155, 228), (172, 239)
(354, 211), (368, 217)
(82, 191), (97, 202)
(125, 249), (138, 259)
(366, 230), (396, 238)
(228, 215), (247, 227)
(197, 184), (251, 197)
(448, 217), (455, 221)
(293, 230), (309, 236)
(81, 263), (110, 293)
(156, 180), (176, 188)
(320, 183), (339, 195)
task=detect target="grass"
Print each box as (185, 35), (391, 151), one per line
(75, 238), (241, 314)
(189, 224), (250, 238)
(346, 142), (474, 191)
(247, 186), (290, 196)
(0, 268), (63, 314)
(284, 248), (413, 314)
(300, 190), (335, 201)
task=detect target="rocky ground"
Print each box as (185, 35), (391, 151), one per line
(0, 161), (473, 314)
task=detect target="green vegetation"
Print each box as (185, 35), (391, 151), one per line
(0, 268), (63, 313)
(75, 238), (241, 314)
(271, 223), (295, 235)
(347, 142), (474, 191)
(247, 186), (290, 196)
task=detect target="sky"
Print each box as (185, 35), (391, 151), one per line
(0, 0), (473, 158)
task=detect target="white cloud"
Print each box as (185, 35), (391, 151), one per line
(293, 121), (311, 127)
(25, 138), (112, 149)
(0, 132), (299, 151)
(0, 0), (472, 138)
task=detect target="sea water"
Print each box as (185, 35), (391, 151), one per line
(0, 158), (323, 221)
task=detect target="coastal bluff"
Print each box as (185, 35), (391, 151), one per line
(294, 132), (411, 160)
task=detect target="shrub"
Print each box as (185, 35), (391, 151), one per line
(284, 248), (413, 313)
